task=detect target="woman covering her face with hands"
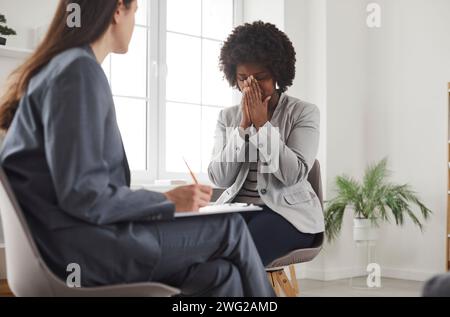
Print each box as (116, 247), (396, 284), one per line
(241, 74), (275, 130)
(208, 21), (325, 266)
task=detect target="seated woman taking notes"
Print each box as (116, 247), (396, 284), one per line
(208, 21), (325, 266)
(0, 0), (274, 297)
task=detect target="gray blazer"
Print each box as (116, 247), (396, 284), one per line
(208, 93), (325, 234)
(0, 45), (175, 286)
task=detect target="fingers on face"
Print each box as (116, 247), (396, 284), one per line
(245, 96), (251, 118)
(243, 78), (253, 105)
(250, 76), (262, 103)
(242, 76), (263, 106)
(246, 79), (254, 103)
(242, 80), (249, 95)
(250, 76), (260, 98)
(244, 87), (250, 107)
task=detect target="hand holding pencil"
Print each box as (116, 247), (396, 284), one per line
(163, 158), (212, 212)
(183, 157), (199, 184)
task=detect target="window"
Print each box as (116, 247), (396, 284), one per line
(102, 0), (149, 172)
(102, 0), (240, 185)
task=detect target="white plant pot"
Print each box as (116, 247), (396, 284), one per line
(353, 218), (379, 242)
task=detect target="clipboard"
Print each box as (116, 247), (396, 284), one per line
(174, 203), (263, 218)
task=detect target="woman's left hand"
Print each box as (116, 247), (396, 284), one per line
(244, 76), (272, 130)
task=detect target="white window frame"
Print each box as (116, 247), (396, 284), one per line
(130, 0), (243, 186)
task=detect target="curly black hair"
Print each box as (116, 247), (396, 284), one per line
(219, 21), (296, 93)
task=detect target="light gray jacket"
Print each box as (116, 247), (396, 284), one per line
(208, 93), (324, 234)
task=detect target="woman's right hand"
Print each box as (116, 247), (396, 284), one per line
(164, 184), (213, 212)
(240, 81), (252, 129)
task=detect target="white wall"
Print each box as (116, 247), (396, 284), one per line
(284, 0), (328, 176)
(0, 0), (58, 93)
(319, 0), (371, 280)
(0, 54), (27, 280)
(365, 0), (450, 280)
(0, 0), (58, 49)
(242, 0), (285, 31)
(284, 0), (329, 279)
(283, 0), (370, 281)
(0, 0), (58, 280)
(291, 0), (450, 282)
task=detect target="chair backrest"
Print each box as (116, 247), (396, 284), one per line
(0, 167), (60, 296)
(307, 160), (323, 209)
(0, 168), (181, 297)
(307, 160), (325, 248)
(266, 160), (325, 269)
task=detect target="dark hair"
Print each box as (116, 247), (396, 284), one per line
(0, 0), (135, 131)
(219, 21), (296, 93)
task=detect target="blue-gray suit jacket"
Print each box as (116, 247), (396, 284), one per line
(0, 45), (175, 286)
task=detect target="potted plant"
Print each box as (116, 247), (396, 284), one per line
(324, 158), (432, 243)
(0, 13), (17, 46)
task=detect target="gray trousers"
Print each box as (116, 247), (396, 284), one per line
(151, 213), (275, 297)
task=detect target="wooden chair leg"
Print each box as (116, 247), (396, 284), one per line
(289, 265), (299, 295)
(267, 272), (274, 287)
(267, 272), (281, 297)
(0, 280), (13, 297)
(274, 270), (296, 297)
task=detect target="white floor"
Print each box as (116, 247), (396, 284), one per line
(296, 277), (424, 297)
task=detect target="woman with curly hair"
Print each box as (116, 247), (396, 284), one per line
(208, 21), (325, 266)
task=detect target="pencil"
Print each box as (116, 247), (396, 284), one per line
(183, 157), (199, 184)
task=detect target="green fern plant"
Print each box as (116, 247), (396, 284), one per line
(324, 158), (432, 243)
(0, 14), (16, 37)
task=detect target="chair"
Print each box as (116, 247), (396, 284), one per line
(0, 167), (180, 297)
(266, 160), (325, 297)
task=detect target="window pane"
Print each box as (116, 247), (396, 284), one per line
(114, 97), (147, 171)
(202, 0), (233, 41)
(202, 39), (234, 107)
(166, 102), (201, 173)
(136, 0), (148, 26)
(167, 0), (201, 36)
(111, 26), (147, 97)
(166, 33), (201, 104)
(201, 106), (223, 173)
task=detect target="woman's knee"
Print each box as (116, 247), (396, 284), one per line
(185, 259), (243, 296)
(213, 213), (248, 236)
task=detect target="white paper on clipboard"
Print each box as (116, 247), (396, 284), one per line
(174, 203), (263, 218)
